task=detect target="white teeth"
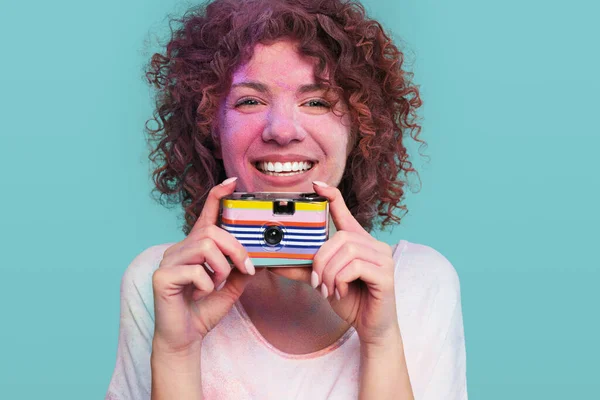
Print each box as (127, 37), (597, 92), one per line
(256, 160), (314, 173)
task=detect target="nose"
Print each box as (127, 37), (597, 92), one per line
(262, 103), (306, 145)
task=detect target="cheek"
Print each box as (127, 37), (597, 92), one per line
(220, 114), (265, 149)
(319, 117), (351, 155)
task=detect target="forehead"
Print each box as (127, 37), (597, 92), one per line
(231, 41), (319, 88)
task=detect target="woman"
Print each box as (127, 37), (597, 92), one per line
(106, 0), (467, 399)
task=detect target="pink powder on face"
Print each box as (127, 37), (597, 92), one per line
(217, 40), (351, 194)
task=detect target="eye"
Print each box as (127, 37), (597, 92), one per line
(304, 99), (331, 108)
(235, 97), (262, 107)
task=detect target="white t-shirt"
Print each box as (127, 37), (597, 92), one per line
(106, 240), (468, 399)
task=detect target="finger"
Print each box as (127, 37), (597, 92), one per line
(334, 277), (350, 301)
(162, 228), (255, 275)
(190, 268), (257, 319)
(311, 231), (382, 287)
(162, 241), (183, 260)
(216, 268), (257, 299)
(319, 240), (386, 299)
(191, 177), (238, 232)
(199, 247), (233, 289)
(312, 181), (368, 235)
(153, 263), (215, 301)
(335, 260), (394, 300)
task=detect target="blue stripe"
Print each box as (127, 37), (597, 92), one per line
(236, 240), (325, 246)
(225, 230), (326, 238)
(236, 236), (324, 244)
(232, 234), (325, 243)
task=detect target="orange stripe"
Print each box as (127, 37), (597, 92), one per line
(221, 218), (326, 228)
(248, 252), (315, 260)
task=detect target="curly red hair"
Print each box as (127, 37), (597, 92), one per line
(145, 0), (426, 234)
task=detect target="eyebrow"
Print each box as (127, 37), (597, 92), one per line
(231, 81), (269, 93)
(230, 81), (327, 95)
(297, 83), (327, 94)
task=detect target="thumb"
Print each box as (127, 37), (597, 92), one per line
(217, 269), (255, 299)
(189, 269), (256, 327)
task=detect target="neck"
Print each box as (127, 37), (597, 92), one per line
(236, 214), (348, 353)
(241, 270), (322, 320)
(239, 269), (351, 354)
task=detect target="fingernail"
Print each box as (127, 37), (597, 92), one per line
(312, 181), (328, 188)
(335, 288), (341, 301)
(244, 258), (255, 275)
(203, 262), (215, 274)
(220, 177), (238, 186)
(216, 280), (226, 291)
(311, 271), (319, 289)
(321, 284), (329, 299)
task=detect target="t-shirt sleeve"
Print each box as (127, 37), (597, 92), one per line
(393, 241), (468, 400)
(421, 296), (467, 400)
(105, 245), (170, 400)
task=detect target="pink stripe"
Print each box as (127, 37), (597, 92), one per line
(222, 209), (327, 223)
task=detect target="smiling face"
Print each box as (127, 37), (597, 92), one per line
(216, 40), (352, 192)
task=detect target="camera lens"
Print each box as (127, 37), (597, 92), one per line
(263, 226), (283, 246)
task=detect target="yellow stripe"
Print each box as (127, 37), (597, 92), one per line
(223, 199), (327, 211)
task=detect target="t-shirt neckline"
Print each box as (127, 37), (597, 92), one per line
(230, 240), (407, 360)
(232, 300), (357, 360)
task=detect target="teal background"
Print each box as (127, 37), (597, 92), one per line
(0, 0), (598, 398)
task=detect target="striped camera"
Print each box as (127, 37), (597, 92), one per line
(220, 193), (329, 261)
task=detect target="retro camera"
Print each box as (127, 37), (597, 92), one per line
(219, 192), (329, 267)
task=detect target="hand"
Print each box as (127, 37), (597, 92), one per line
(310, 181), (400, 346)
(151, 177), (256, 355)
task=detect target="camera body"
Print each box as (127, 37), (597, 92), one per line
(219, 192), (329, 267)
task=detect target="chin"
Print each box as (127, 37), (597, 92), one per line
(266, 266), (312, 285)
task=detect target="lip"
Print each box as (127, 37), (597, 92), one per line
(250, 153), (317, 163)
(250, 161), (317, 186)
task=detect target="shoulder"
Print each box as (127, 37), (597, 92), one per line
(391, 240), (462, 318)
(119, 243), (177, 301)
(123, 243), (175, 278)
(390, 240), (468, 400)
(393, 240), (460, 289)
